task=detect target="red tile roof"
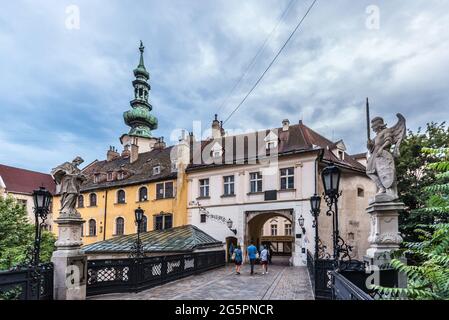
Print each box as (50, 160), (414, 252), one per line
(0, 164), (56, 195)
(186, 121), (366, 173)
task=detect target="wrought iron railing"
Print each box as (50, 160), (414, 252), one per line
(332, 271), (373, 300)
(0, 263), (54, 300)
(86, 250), (226, 296)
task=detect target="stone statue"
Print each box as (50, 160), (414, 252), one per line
(366, 113), (406, 201)
(51, 156), (86, 218)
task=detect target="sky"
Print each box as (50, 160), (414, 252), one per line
(0, 0), (448, 173)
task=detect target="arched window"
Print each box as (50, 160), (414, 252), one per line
(78, 195), (84, 208)
(89, 193), (97, 207)
(116, 217), (125, 236)
(139, 187), (148, 202)
(139, 215), (148, 233)
(89, 219), (96, 236)
(117, 190), (126, 204)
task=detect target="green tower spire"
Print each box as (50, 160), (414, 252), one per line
(123, 41), (158, 138)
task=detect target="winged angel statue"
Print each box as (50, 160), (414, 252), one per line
(366, 113), (406, 201)
(51, 157), (86, 218)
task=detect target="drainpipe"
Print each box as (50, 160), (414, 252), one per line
(103, 190), (108, 241)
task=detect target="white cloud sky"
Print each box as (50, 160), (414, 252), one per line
(0, 0), (448, 172)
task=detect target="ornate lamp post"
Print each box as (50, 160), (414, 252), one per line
(310, 194), (321, 260)
(227, 219), (237, 235)
(130, 207), (145, 258)
(321, 163), (343, 261)
(31, 187), (52, 266)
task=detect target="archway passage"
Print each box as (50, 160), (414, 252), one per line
(246, 210), (294, 265)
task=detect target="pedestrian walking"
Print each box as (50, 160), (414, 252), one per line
(233, 245), (243, 275)
(260, 245), (269, 274)
(246, 242), (258, 275)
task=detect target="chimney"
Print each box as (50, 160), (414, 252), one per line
(130, 144), (139, 163)
(154, 137), (166, 150)
(107, 146), (120, 161)
(212, 114), (221, 139)
(282, 119), (290, 131)
(121, 145), (131, 158)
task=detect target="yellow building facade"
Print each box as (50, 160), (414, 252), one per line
(52, 170), (188, 245)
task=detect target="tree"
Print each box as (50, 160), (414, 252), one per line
(0, 196), (55, 270)
(397, 122), (449, 242)
(375, 147), (449, 299)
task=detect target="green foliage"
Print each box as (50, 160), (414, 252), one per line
(375, 147), (449, 300)
(396, 122), (449, 242)
(0, 196), (55, 270)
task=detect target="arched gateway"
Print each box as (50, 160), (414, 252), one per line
(245, 209), (295, 263)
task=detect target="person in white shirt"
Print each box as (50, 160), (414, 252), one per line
(260, 245), (269, 275)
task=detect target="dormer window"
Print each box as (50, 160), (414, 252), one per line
(264, 131), (278, 150)
(338, 150), (344, 160)
(117, 171), (124, 180)
(267, 141), (276, 150)
(93, 174), (100, 183)
(211, 142), (223, 158)
(153, 166), (161, 175)
(107, 172), (113, 181)
(171, 162), (178, 173)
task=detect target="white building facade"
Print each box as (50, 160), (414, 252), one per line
(184, 119), (375, 267)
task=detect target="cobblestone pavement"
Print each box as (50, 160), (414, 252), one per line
(89, 257), (314, 300)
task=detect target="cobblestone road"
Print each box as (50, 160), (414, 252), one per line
(89, 257), (314, 300)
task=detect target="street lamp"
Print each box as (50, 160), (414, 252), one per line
(130, 206), (145, 258)
(321, 163), (343, 262)
(31, 187), (52, 266)
(310, 194), (321, 260)
(227, 219), (237, 235)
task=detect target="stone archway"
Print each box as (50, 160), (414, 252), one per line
(244, 209), (295, 263)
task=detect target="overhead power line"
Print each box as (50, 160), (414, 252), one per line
(216, 0), (298, 115)
(222, 0), (318, 125)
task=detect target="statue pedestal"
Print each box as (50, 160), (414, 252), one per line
(364, 200), (404, 266)
(51, 217), (87, 300)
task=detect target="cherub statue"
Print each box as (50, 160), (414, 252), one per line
(51, 156), (87, 218)
(366, 114), (406, 201)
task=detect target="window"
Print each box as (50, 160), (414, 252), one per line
(171, 162), (178, 172)
(89, 193), (97, 206)
(117, 172), (124, 180)
(88, 219), (96, 236)
(153, 166), (161, 175)
(280, 167), (294, 190)
(107, 172), (113, 181)
(115, 217), (124, 235)
(139, 187), (148, 202)
(267, 141), (276, 150)
(199, 179), (210, 198)
(78, 195), (84, 208)
(285, 224), (292, 236)
(117, 190), (126, 204)
(200, 214), (207, 223)
(271, 224), (278, 236)
(338, 150), (344, 160)
(223, 176), (235, 196)
(357, 187), (364, 197)
(93, 174), (100, 183)
(139, 215), (148, 233)
(154, 213), (173, 231)
(250, 172), (262, 193)
(156, 181), (174, 199)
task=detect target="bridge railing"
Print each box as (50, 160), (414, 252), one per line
(86, 250), (226, 296)
(0, 263), (54, 300)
